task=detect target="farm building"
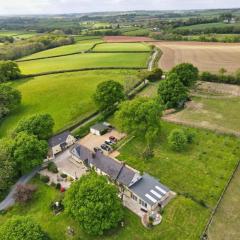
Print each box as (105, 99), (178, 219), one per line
(49, 131), (76, 156)
(90, 123), (109, 136)
(71, 144), (174, 219)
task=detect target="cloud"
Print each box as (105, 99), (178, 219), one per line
(0, 0), (239, 15)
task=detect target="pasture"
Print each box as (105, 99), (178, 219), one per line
(92, 42), (151, 52)
(0, 70), (139, 138)
(104, 36), (154, 42)
(21, 40), (102, 60)
(18, 52), (150, 75)
(153, 41), (240, 73)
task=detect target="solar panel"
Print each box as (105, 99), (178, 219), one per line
(145, 194), (157, 203)
(155, 186), (167, 195)
(150, 189), (162, 199)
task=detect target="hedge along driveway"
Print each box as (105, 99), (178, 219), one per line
(18, 52), (150, 75)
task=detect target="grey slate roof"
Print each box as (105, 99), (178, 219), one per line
(71, 144), (136, 186)
(49, 131), (71, 147)
(90, 123), (108, 132)
(129, 173), (170, 206)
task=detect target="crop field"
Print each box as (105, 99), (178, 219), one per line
(93, 42), (151, 51)
(208, 167), (240, 240)
(116, 121), (240, 239)
(163, 82), (240, 136)
(21, 40), (102, 60)
(19, 52), (150, 75)
(123, 28), (151, 36)
(0, 70), (139, 138)
(153, 41), (240, 73)
(104, 36), (154, 42)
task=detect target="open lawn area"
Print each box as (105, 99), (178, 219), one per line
(18, 52), (150, 75)
(208, 167), (240, 240)
(21, 40), (102, 60)
(0, 70), (139, 138)
(93, 42), (151, 52)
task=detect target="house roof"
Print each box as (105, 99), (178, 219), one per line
(129, 173), (170, 206)
(49, 131), (71, 147)
(90, 123), (108, 133)
(117, 165), (138, 187)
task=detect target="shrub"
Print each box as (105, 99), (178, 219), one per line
(147, 68), (163, 82)
(168, 129), (188, 151)
(14, 184), (37, 203)
(60, 173), (67, 178)
(48, 162), (58, 173)
(56, 183), (61, 190)
(40, 175), (50, 183)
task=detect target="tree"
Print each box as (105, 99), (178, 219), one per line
(0, 216), (48, 240)
(12, 132), (48, 174)
(0, 61), (21, 83)
(14, 114), (54, 140)
(0, 85), (21, 119)
(14, 184), (37, 204)
(0, 139), (16, 198)
(158, 73), (188, 109)
(64, 173), (123, 235)
(115, 97), (162, 153)
(139, 68), (163, 82)
(93, 80), (125, 114)
(170, 63), (199, 87)
(168, 129), (187, 152)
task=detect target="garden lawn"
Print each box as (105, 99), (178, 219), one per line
(93, 42), (151, 52)
(0, 70), (139, 138)
(117, 121), (240, 208)
(21, 40), (102, 60)
(0, 178), (209, 240)
(19, 52), (150, 75)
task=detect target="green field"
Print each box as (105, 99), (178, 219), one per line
(19, 52), (149, 75)
(93, 42), (151, 52)
(123, 28), (151, 36)
(0, 70), (139, 138)
(177, 22), (240, 30)
(21, 40), (102, 60)
(208, 167), (240, 240)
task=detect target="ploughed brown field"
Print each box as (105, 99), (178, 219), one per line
(104, 36), (154, 42)
(153, 41), (240, 73)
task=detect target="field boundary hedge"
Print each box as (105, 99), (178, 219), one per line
(200, 160), (240, 240)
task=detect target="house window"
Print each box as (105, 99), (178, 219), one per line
(139, 199), (147, 208)
(131, 193), (137, 201)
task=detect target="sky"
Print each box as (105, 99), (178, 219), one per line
(0, 0), (240, 15)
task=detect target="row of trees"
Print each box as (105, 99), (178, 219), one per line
(0, 34), (74, 60)
(0, 114), (54, 198)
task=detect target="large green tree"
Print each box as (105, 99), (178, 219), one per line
(12, 132), (48, 174)
(115, 97), (162, 152)
(0, 85), (21, 119)
(0, 61), (21, 83)
(158, 73), (188, 109)
(64, 173), (123, 236)
(14, 114), (54, 140)
(93, 80), (125, 114)
(170, 63), (199, 87)
(0, 216), (48, 240)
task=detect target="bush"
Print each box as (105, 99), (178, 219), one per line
(168, 129), (188, 152)
(48, 162), (58, 173)
(147, 68), (163, 82)
(56, 183), (61, 190)
(40, 175), (50, 183)
(60, 173), (67, 178)
(14, 184), (37, 204)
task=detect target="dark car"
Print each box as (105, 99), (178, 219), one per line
(101, 144), (112, 152)
(105, 139), (114, 146)
(109, 136), (117, 143)
(94, 147), (103, 154)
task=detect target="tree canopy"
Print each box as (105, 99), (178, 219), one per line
(0, 216), (48, 240)
(0, 85), (21, 120)
(14, 114), (54, 140)
(168, 129), (188, 152)
(139, 68), (163, 82)
(158, 73), (188, 109)
(169, 63), (199, 87)
(0, 61), (21, 82)
(64, 173), (123, 236)
(93, 80), (125, 114)
(11, 132), (48, 174)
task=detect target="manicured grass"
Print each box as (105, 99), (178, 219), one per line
(208, 167), (240, 240)
(0, 70), (139, 138)
(19, 52), (150, 75)
(117, 121), (240, 208)
(21, 40), (102, 60)
(93, 43), (151, 52)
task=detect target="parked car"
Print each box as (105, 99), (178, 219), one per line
(101, 144), (112, 152)
(94, 147), (103, 154)
(109, 136), (117, 143)
(105, 139), (114, 146)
